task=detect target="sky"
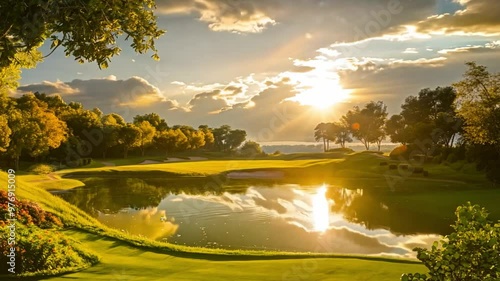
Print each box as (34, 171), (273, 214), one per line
(17, 0), (500, 142)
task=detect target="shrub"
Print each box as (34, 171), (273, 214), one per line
(446, 153), (459, 163)
(390, 145), (408, 160)
(272, 150), (282, 156)
(401, 203), (500, 281)
(413, 167), (424, 174)
(389, 164), (397, 170)
(0, 225), (99, 276)
(399, 164), (409, 170)
(432, 155), (443, 164)
(380, 162), (388, 166)
(28, 164), (57, 175)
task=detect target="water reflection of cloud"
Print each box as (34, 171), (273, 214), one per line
(110, 185), (436, 256)
(98, 207), (178, 240)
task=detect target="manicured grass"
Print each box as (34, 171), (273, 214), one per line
(49, 230), (425, 281)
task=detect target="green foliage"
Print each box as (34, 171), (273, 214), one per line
(0, 0), (164, 69)
(454, 62), (500, 149)
(28, 163), (57, 175)
(239, 141), (264, 157)
(0, 114), (11, 152)
(342, 101), (387, 150)
(401, 203), (500, 281)
(0, 225), (99, 276)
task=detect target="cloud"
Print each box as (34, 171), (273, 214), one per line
(415, 0), (500, 35)
(156, 0), (276, 33)
(156, 0), (436, 40)
(402, 47), (419, 54)
(17, 76), (178, 120)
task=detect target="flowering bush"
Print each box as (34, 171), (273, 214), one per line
(0, 190), (63, 228)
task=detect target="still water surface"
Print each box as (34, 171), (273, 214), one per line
(56, 177), (445, 257)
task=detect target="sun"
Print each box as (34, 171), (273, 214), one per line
(287, 72), (351, 110)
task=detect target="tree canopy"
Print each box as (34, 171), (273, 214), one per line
(0, 0), (165, 69)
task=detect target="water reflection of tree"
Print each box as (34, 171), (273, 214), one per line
(326, 187), (452, 235)
(57, 177), (249, 217)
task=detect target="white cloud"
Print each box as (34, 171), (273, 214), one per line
(402, 47), (419, 54)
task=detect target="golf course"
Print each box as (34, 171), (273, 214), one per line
(2, 151), (499, 280)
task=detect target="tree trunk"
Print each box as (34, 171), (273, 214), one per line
(14, 155), (19, 171)
(141, 146), (145, 157)
(322, 137), (326, 152)
(124, 146), (128, 158)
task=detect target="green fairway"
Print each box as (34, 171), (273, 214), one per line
(50, 230), (424, 281)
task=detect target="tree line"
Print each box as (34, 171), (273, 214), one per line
(0, 92), (252, 170)
(314, 62), (500, 182)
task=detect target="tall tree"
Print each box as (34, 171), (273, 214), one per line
(453, 62), (500, 152)
(136, 121), (156, 156)
(0, 115), (11, 152)
(328, 121), (352, 149)
(314, 123), (329, 152)
(0, 0), (164, 69)
(100, 114), (123, 158)
(343, 101), (387, 150)
(226, 129), (247, 151)
(118, 124), (141, 158)
(155, 129), (188, 157)
(7, 95), (67, 169)
(134, 113), (168, 131)
(212, 125), (232, 152)
(198, 125), (215, 149)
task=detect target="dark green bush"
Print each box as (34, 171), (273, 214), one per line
(399, 164), (409, 170)
(380, 162), (388, 166)
(413, 167), (424, 174)
(390, 145), (408, 160)
(401, 203), (500, 281)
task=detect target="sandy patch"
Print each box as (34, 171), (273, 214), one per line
(140, 160), (162, 165)
(163, 158), (184, 162)
(226, 171), (285, 179)
(188, 157), (208, 161)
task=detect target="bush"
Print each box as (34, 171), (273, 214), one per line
(389, 164), (397, 170)
(380, 162), (388, 166)
(0, 225), (99, 276)
(390, 145), (408, 160)
(413, 167), (424, 174)
(401, 203), (500, 281)
(446, 153), (459, 163)
(28, 164), (57, 175)
(432, 155), (443, 164)
(399, 164), (409, 170)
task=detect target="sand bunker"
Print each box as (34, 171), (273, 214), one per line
(226, 171), (284, 179)
(139, 160), (162, 165)
(188, 157), (208, 161)
(163, 158), (185, 162)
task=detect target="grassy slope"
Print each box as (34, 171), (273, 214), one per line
(51, 230), (424, 281)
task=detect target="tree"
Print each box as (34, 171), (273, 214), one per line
(155, 129), (188, 157)
(6, 95), (68, 169)
(0, 52), (41, 95)
(213, 125), (231, 152)
(0, 115), (11, 152)
(453, 62), (500, 153)
(401, 203), (500, 281)
(314, 123), (329, 152)
(328, 121), (352, 149)
(226, 129), (247, 151)
(0, 0), (164, 69)
(240, 141), (263, 157)
(198, 125), (215, 149)
(134, 113), (168, 131)
(118, 124), (141, 158)
(343, 101), (387, 150)
(100, 114), (124, 158)
(136, 121), (156, 156)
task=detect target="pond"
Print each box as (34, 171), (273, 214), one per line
(55, 177), (447, 257)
